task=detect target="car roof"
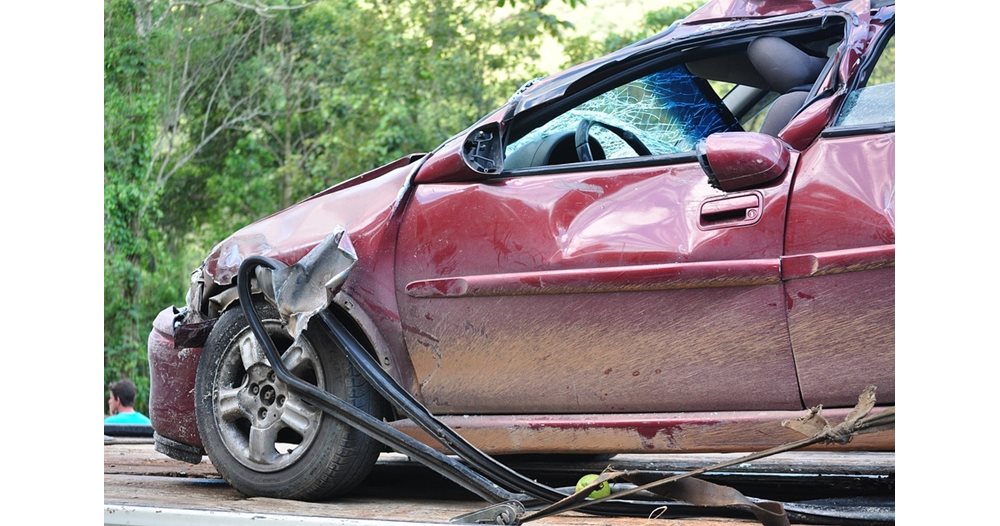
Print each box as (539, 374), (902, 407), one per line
(512, 0), (878, 115)
(683, 0), (857, 24)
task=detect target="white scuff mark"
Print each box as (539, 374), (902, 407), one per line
(222, 243), (242, 269)
(553, 180), (605, 196)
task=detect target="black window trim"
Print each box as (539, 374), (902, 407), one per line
(821, 122), (894, 138)
(499, 151), (699, 179)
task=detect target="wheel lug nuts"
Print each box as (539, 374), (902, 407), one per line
(267, 371), (276, 382)
(258, 408), (267, 419)
(276, 395), (285, 407)
(249, 384), (259, 395)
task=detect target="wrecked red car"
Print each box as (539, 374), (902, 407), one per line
(148, 0), (894, 501)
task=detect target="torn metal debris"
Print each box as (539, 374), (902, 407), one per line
(261, 227), (357, 339)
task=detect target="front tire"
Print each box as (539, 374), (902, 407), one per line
(195, 299), (382, 500)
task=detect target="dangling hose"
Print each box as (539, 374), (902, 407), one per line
(237, 255), (517, 503)
(236, 254), (893, 525)
(237, 255), (683, 520)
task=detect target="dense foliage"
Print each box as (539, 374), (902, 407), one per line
(105, 0), (694, 413)
(561, 2), (699, 66)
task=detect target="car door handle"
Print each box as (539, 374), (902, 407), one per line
(699, 193), (762, 230)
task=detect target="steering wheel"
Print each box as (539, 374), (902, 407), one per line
(574, 119), (652, 162)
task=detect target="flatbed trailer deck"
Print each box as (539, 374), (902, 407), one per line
(104, 438), (892, 526)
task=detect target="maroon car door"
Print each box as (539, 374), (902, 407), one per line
(782, 25), (895, 407)
(394, 66), (802, 415)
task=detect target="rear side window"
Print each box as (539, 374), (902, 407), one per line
(835, 33), (894, 127)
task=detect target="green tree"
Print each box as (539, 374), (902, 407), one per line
(104, 0), (583, 414)
(105, 0), (161, 411)
(561, 2), (700, 66)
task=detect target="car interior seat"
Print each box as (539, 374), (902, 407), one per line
(746, 37), (828, 136)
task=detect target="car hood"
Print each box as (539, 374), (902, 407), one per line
(203, 154), (422, 285)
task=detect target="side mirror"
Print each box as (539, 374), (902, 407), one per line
(414, 123), (502, 184)
(462, 122), (503, 175)
(696, 132), (791, 192)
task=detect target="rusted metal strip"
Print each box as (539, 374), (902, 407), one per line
(780, 244), (895, 280)
(390, 408), (894, 454)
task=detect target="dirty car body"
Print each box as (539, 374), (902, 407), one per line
(148, 0), (895, 499)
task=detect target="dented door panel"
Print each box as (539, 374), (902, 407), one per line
(396, 161), (801, 414)
(784, 133), (895, 407)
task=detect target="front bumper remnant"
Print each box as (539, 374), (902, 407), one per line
(148, 306), (205, 454)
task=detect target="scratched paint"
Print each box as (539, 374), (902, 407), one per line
(784, 132), (895, 407)
(396, 159), (800, 414)
(785, 269), (895, 407)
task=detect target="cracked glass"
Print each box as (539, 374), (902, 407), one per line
(835, 34), (894, 127)
(506, 64), (740, 162)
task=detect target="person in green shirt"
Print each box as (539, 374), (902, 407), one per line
(106, 378), (151, 425)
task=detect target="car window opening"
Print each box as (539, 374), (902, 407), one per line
(834, 31), (895, 128)
(503, 23), (846, 173)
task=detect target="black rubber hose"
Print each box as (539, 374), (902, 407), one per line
(241, 256), (687, 517)
(239, 260), (891, 524)
(237, 256), (518, 503)
(316, 286), (689, 516)
(318, 310), (569, 502)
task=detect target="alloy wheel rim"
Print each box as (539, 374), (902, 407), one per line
(213, 323), (325, 472)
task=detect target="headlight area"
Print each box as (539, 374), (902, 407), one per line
(184, 266), (206, 319)
(173, 266), (220, 349)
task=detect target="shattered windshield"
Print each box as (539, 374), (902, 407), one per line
(506, 64), (741, 160)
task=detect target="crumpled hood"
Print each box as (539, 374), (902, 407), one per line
(203, 154), (420, 285)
